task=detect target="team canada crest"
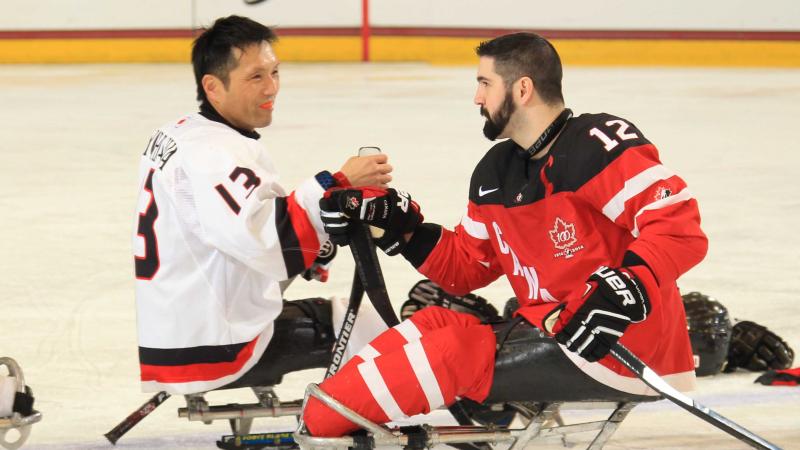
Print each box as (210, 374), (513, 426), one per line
(549, 217), (584, 259)
(346, 195), (360, 211)
(655, 186), (672, 200)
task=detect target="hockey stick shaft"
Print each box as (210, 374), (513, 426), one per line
(348, 225), (400, 327)
(326, 223), (400, 378)
(610, 343), (781, 450)
(347, 227), (480, 434)
(326, 223), (403, 379)
(326, 268), (364, 379)
(104, 390), (171, 445)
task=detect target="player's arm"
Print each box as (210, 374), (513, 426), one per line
(320, 188), (502, 295)
(576, 121), (708, 285)
(183, 150), (340, 280)
(542, 117), (707, 362)
(403, 204), (503, 296)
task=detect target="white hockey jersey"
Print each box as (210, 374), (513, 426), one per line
(133, 112), (329, 394)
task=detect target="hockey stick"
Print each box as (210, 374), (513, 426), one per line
(609, 344), (780, 450)
(326, 224), (401, 380)
(349, 225), (400, 328)
(346, 228), (493, 449)
(326, 268), (365, 379)
(104, 390), (171, 445)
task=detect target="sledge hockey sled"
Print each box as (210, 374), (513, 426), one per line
(0, 357), (41, 450)
(179, 385), (302, 437)
(292, 321), (662, 450)
(294, 383), (654, 450)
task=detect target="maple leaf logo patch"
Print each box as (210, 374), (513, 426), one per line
(549, 217), (577, 249)
(549, 217), (584, 259)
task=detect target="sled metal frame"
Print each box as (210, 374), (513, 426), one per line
(177, 386), (303, 436)
(293, 383), (653, 450)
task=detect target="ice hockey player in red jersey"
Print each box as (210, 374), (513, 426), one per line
(132, 16), (392, 394)
(305, 32), (708, 436)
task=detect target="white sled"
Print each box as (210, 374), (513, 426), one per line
(0, 358), (41, 450)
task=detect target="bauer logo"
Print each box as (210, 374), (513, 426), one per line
(549, 217), (584, 259)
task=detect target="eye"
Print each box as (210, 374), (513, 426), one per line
(251, 74), (262, 80)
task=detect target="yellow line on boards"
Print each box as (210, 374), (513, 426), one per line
(1, 36), (798, 67)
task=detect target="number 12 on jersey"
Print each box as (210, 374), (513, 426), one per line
(589, 119), (639, 151)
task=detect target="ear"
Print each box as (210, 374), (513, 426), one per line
(516, 76), (536, 104)
(202, 74), (224, 104)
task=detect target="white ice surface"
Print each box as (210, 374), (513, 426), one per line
(0, 62), (799, 449)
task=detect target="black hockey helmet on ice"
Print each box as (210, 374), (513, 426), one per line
(682, 291), (733, 376)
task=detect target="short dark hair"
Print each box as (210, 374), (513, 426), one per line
(191, 15), (277, 103)
(476, 32), (564, 105)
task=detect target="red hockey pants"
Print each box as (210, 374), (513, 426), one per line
(303, 306), (496, 437)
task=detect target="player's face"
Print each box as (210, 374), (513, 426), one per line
(216, 41), (280, 131)
(474, 57), (516, 140)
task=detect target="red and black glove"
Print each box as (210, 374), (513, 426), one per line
(545, 266), (652, 362)
(319, 187), (423, 256)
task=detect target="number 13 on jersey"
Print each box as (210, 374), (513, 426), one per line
(134, 169), (160, 280)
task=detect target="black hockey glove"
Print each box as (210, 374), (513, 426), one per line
(548, 266), (651, 362)
(319, 187), (423, 256)
(400, 279), (501, 322)
(725, 320), (794, 372)
(301, 240), (337, 282)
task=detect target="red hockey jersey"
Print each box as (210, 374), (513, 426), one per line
(401, 113), (707, 393)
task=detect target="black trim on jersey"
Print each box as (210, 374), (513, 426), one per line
(622, 250), (658, 284)
(469, 113), (652, 208)
(139, 342), (248, 366)
(274, 197), (307, 278)
(622, 250), (648, 268)
(200, 102), (261, 140)
(401, 223), (443, 268)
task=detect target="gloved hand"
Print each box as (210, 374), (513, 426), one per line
(301, 240), (337, 282)
(545, 265), (652, 362)
(725, 320), (794, 372)
(319, 187), (423, 255)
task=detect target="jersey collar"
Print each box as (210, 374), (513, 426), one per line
(199, 102), (261, 140)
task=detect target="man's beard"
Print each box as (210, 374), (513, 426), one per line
(480, 90), (515, 141)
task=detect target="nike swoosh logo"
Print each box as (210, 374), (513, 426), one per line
(478, 186), (499, 197)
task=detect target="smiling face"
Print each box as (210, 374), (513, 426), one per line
(203, 40), (280, 131)
(474, 56), (516, 140)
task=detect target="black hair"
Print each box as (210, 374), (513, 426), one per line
(476, 32), (564, 105)
(191, 15), (277, 103)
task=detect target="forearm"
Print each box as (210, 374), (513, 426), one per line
(402, 223), (501, 296)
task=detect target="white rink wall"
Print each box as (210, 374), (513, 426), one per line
(0, 0), (798, 30)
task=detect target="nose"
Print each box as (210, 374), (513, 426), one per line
(264, 75), (278, 96)
(473, 88), (483, 106)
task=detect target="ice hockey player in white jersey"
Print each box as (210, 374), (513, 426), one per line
(133, 16), (392, 394)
